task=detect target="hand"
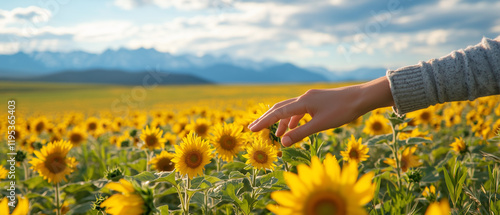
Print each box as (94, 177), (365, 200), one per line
(248, 77), (394, 147)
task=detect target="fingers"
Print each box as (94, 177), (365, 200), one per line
(281, 118), (320, 147)
(276, 117), (291, 137)
(249, 100), (307, 132)
(248, 98), (296, 128)
(288, 114), (304, 129)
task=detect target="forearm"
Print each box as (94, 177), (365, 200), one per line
(387, 37), (500, 116)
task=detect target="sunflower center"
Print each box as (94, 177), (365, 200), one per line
(253, 150), (268, 164)
(401, 159), (408, 172)
(157, 157), (175, 171)
(371, 121), (383, 131)
(420, 112), (430, 121)
(185, 151), (202, 168)
(145, 135), (158, 146)
(70, 133), (83, 144)
(88, 122), (97, 131)
(220, 135), (237, 150)
(35, 122), (45, 133)
(13, 130), (20, 139)
(349, 149), (359, 159)
(305, 192), (346, 215)
(195, 124), (208, 136)
(44, 154), (67, 174)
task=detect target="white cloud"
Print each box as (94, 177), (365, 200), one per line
(0, 6), (52, 26)
(114, 0), (235, 10)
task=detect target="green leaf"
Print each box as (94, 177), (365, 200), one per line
(158, 205), (169, 215)
(154, 186), (177, 198)
(23, 176), (50, 190)
(229, 171), (246, 179)
(281, 147), (311, 166)
(443, 168), (455, 202)
(132, 171), (157, 182)
(154, 171), (177, 186)
(404, 137), (432, 146)
(222, 161), (248, 171)
(366, 134), (392, 146)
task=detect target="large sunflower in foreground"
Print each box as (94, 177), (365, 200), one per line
(243, 138), (277, 170)
(29, 140), (77, 183)
(149, 151), (176, 172)
(267, 154), (375, 215)
(362, 114), (391, 136)
(384, 147), (422, 172)
(172, 131), (213, 179)
(140, 126), (167, 150)
(211, 123), (245, 162)
(340, 135), (369, 163)
(425, 199), (450, 215)
(0, 196), (29, 215)
(100, 179), (145, 215)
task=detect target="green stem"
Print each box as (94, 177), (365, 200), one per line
(55, 183), (60, 215)
(204, 190), (209, 215)
(216, 157), (222, 172)
(184, 177), (191, 215)
(283, 161), (289, 172)
(145, 150), (151, 172)
(390, 124), (402, 189)
(23, 161), (29, 180)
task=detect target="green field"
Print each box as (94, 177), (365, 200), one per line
(1, 81), (354, 113)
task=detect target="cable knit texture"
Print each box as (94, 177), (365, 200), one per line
(387, 37), (500, 116)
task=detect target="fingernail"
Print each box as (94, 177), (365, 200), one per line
(282, 136), (291, 147)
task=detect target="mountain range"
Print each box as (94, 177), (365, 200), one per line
(0, 48), (387, 84)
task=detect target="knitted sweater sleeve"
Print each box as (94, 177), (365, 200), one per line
(386, 37), (500, 116)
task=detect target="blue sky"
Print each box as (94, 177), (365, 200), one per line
(0, 0), (499, 71)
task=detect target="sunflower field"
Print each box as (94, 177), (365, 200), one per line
(1, 82), (500, 215)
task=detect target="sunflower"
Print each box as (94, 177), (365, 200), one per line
(149, 151), (176, 172)
(100, 118), (113, 132)
(112, 117), (125, 132)
(186, 118), (212, 138)
(85, 117), (100, 133)
(163, 111), (176, 125)
(362, 114), (391, 136)
(0, 166), (8, 180)
(140, 126), (167, 150)
(257, 128), (281, 149)
(267, 154), (375, 215)
(172, 118), (189, 136)
(384, 147), (422, 172)
(425, 199), (450, 215)
(211, 123), (245, 162)
(340, 135), (369, 163)
(443, 106), (462, 127)
(450, 137), (467, 154)
(408, 106), (436, 125)
(398, 128), (432, 141)
(100, 179), (145, 215)
(67, 127), (87, 146)
(29, 140), (77, 183)
(31, 116), (49, 134)
(243, 138), (277, 170)
(172, 131), (213, 179)
(0, 196), (29, 215)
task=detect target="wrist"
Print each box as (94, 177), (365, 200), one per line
(357, 76), (394, 114)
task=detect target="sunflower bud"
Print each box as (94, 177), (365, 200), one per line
(105, 167), (124, 182)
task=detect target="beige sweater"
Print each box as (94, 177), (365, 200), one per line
(387, 36), (500, 115)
